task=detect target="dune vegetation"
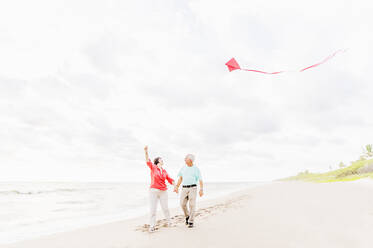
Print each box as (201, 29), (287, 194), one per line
(282, 144), (373, 183)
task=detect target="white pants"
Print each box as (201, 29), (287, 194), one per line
(149, 188), (170, 227)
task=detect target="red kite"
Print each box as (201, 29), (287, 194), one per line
(225, 49), (345, 74)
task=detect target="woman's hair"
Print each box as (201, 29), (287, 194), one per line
(153, 157), (162, 165)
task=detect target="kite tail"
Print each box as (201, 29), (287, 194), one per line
(299, 49), (345, 72)
(225, 49), (346, 74)
(242, 69), (284, 74)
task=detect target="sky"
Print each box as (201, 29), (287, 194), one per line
(1, 0), (373, 182)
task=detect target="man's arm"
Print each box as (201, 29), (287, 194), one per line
(199, 180), (204, 197)
(174, 177), (182, 193)
(198, 168), (203, 197)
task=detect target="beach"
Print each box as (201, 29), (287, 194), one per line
(0, 181), (257, 244)
(2, 181), (373, 248)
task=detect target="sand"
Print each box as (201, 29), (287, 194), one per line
(2, 181), (373, 248)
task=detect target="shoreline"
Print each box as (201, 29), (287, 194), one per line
(0, 182), (268, 245)
(3, 180), (373, 248)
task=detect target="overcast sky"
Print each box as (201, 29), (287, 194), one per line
(1, 0), (372, 182)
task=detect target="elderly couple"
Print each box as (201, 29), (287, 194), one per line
(144, 146), (203, 232)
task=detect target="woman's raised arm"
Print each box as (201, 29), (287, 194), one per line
(144, 146), (155, 170)
(144, 146), (150, 162)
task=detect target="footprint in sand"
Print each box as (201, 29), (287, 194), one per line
(135, 196), (248, 232)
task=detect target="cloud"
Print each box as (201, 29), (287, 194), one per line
(1, 0), (373, 181)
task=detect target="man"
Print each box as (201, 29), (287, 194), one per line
(174, 154), (204, 228)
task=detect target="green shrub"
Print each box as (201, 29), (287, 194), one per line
(283, 159), (373, 183)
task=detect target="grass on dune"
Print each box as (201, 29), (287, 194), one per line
(282, 159), (373, 183)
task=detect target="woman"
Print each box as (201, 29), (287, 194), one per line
(144, 146), (175, 232)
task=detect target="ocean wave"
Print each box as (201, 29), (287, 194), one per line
(0, 188), (82, 195)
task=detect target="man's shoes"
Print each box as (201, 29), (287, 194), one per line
(188, 222), (194, 228)
(185, 216), (189, 225)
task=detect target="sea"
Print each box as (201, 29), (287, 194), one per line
(0, 181), (265, 244)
